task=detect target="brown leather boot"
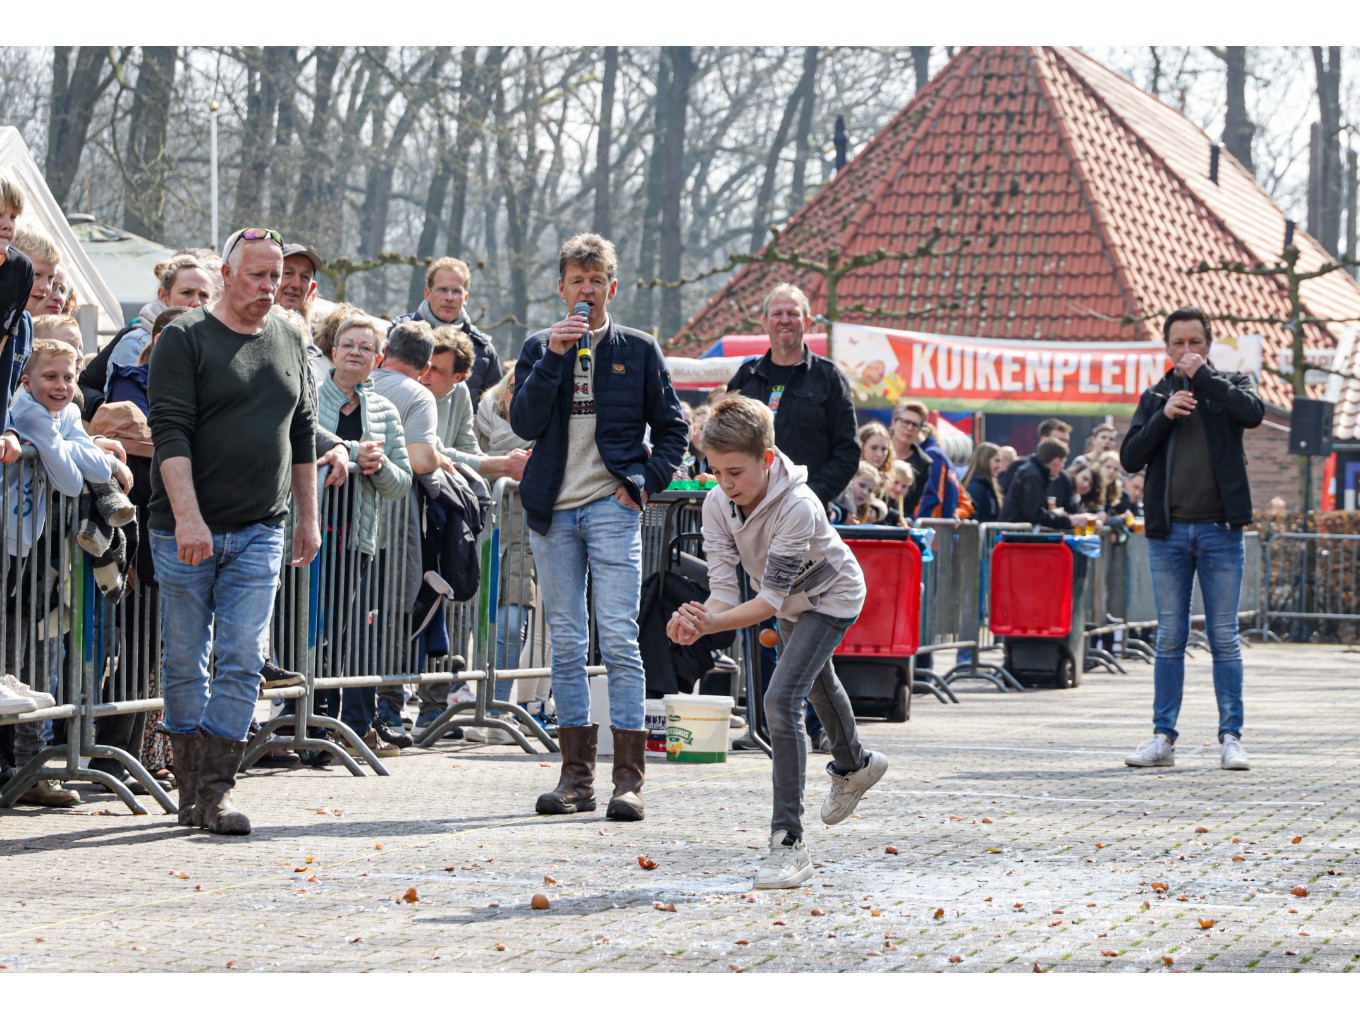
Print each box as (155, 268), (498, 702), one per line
(167, 731), (200, 827)
(196, 729), (252, 836)
(535, 724), (598, 815)
(605, 727), (647, 821)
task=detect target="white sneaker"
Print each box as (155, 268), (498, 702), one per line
(7, 676), (55, 710)
(1220, 736), (1250, 771)
(0, 675), (38, 715)
(1125, 734), (1175, 767)
(821, 750), (889, 825)
(754, 830), (813, 890)
(465, 724), (515, 744)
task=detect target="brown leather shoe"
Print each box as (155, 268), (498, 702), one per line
(605, 727), (647, 822)
(196, 729), (251, 836)
(168, 731), (200, 827)
(535, 724), (598, 814)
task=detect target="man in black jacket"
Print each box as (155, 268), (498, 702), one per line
(726, 284), (859, 508)
(1119, 307), (1263, 772)
(511, 233), (687, 823)
(999, 437), (1091, 531)
(396, 257), (501, 409)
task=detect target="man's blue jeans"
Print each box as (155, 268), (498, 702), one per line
(151, 523), (284, 742)
(1146, 522), (1244, 743)
(528, 495), (645, 730)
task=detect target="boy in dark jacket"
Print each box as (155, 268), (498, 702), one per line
(1120, 307), (1263, 771)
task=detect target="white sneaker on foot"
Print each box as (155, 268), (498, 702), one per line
(754, 830), (813, 889)
(7, 676), (56, 710)
(1125, 734), (1175, 767)
(821, 750), (889, 825)
(466, 725), (515, 744)
(0, 675), (39, 715)
(1220, 736), (1249, 770)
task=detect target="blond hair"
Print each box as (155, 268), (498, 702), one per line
(31, 314), (80, 340)
(13, 224), (60, 265)
(0, 169), (24, 215)
(425, 257), (471, 289)
(25, 337), (80, 371)
(702, 395), (774, 459)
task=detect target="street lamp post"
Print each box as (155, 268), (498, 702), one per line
(210, 99), (220, 251)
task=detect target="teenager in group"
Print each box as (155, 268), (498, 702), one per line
(668, 395), (888, 889)
(858, 421), (892, 473)
(962, 441), (1005, 524)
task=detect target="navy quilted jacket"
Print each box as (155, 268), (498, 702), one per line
(509, 321), (687, 535)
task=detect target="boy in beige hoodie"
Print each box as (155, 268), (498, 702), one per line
(668, 395), (889, 888)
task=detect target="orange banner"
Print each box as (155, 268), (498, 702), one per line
(832, 323), (1169, 413)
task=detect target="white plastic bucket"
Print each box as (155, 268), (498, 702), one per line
(664, 694), (734, 763)
(644, 699), (668, 757)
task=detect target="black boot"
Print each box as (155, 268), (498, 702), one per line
(605, 727), (647, 822)
(168, 731), (200, 827)
(196, 729), (251, 836)
(535, 724), (598, 815)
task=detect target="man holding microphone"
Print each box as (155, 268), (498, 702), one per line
(1120, 307), (1263, 771)
(510, 234), (688, 822)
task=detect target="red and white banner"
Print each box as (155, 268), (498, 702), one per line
(831, 323), (1169, 413)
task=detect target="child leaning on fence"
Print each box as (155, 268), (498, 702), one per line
(667, 395), (889, 890)
(3, 339), (135, 806)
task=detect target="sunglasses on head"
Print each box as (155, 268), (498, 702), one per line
(223, 227), (284, 264)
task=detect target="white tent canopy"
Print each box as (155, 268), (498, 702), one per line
(1, 125), (124, 344)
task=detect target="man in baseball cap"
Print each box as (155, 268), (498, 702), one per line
(277, 243), (323, 325)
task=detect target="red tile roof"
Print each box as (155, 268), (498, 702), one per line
(673, 46), (1360, 425)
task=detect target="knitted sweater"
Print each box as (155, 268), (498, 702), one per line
(317, 373), (412, 556)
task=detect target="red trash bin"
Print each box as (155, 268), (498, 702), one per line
(989, 533), (1089, 688)
(832, 526), (924, 722)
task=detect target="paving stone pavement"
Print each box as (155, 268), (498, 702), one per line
(1, 642), (1358, 974)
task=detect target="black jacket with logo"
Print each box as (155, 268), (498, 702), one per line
(1120, 364), (1264, 539)
(510, 321), (687, 535)
(726, 346), (859, 507)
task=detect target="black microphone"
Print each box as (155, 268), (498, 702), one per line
(573, 301), (592, 374)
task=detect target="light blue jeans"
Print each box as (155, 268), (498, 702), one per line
(151, 523), (284, 741)
(528, 495), (644, 730)
(494, 603), (529, 708)
(1146, 522), (1245, 743)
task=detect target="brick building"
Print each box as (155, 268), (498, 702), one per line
(676, 47), (1360, 509)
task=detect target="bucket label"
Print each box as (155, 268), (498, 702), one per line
(667, 726), (694, 756)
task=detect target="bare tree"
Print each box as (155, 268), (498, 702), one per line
(1311, 46), (1343, 256)
(46, 47), (118, 207)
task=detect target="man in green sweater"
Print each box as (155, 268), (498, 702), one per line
(147, 226), (320, 837)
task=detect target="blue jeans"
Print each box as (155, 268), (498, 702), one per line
(494, 603), (529, 709)
(528, 495), (644, 730)
(151, 523), (284, 741)
(1146, 522), (1244, 743)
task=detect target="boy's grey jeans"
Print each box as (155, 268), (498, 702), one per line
(767, 610), (863, 839)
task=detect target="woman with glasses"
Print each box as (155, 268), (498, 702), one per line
(888, 400), (931, 517)
(313, 314), (413, 759)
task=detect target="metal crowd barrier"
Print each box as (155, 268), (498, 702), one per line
(1, 453), (175, 813)
(1254, 530), (1356, 642)
(1, 456), (545, 816)
(910, 518), (982, 700)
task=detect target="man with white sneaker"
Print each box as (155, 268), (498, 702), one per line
(1120, 307), (1263, 771)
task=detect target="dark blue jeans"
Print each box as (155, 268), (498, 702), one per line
(1146, 522), (1244, 743)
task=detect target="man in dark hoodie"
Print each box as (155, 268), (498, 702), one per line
(1119, 306), (1263, 772)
